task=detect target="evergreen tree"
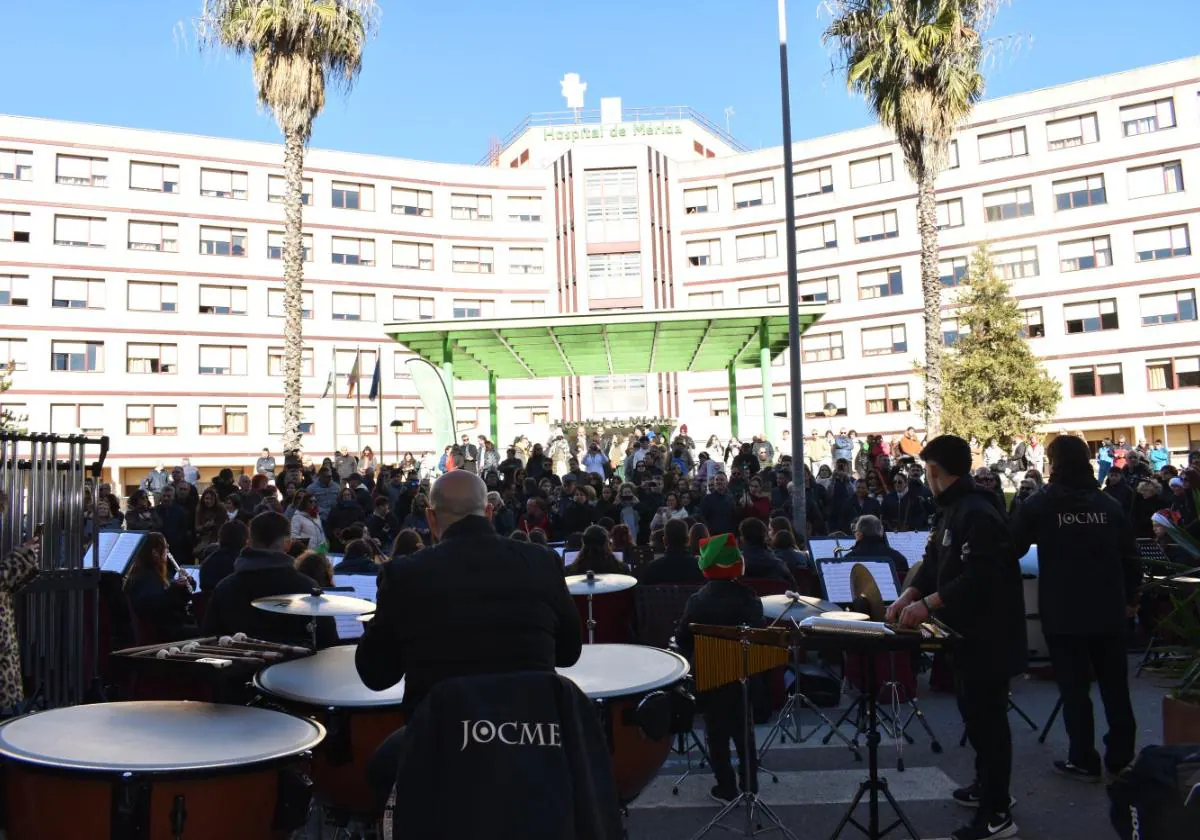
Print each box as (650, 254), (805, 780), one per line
(1, 362), (26, 434)
(939, 246), (1060, 444)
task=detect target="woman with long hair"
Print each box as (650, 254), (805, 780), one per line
(124, 532), (195, 642)
(769, 515), (814, 573)
(295, 551), (335, 588)
(688, 522), (710, 556)
(195, 487), (226, 551)
(327, 487), (366, 552)
(564, 525), (626, 576)
(391, 528), (425, 558)
(360, 446), (377, 476)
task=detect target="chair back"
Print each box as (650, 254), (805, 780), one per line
(190, 590), (213, 628)
(573, 589), (636, 644)
(634, 584), (703, 649)
(793, 567), (823, 598)
(742, 579), (791, 598)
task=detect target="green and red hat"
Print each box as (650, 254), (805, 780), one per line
(697, 533), (744, 580)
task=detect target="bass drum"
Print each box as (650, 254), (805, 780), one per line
(1019, 545), (1049, 661)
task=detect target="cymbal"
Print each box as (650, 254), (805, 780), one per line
(902, 560), (923, 591)
(850, 563), (886, 622)
(251, 592), (376, 617)
(355, 613), (374, 623)
(761, 594), (838, 621)
(565, 573), (638, 595)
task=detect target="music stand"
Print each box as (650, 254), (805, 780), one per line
(815, 558), (899, 607)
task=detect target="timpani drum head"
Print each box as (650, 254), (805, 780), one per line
(255, 645), (405, 707)
(558, 644), (689, 699)
(0, 701), (324, 773)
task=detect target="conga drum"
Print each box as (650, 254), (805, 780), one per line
(558, 643), (690, 803)
(254, 645), (405, 818)
(0, 701), (324, 840)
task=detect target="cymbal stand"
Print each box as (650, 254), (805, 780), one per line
(585, 571), (597, 644)
(691, 626), (798, 840)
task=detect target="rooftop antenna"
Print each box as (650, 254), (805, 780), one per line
(724, 106), (735, 136)
(485, 135), (501, 167)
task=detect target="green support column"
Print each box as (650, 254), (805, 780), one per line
(440, 331), (455, 406)
(727, 362), (739, 440)
(488, 372), (499, 445)
(759, 318), (774, 444)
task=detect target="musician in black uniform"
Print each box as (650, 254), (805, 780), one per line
(1011, 434), (1140, 781)
(886, 435), (1025, 840)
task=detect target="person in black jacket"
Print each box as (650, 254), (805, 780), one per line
(834, 479), (883, 535)
(637, 518), (703, 584)
(154, 486), (194, 565)
(843, 515), (909, 588)
(675, 534), (764, 803)
(880, 473), (929, 532)
(202, 512), (338, 648)
(365, 497), (398, 547)
(699, 473), (736, 536)
(886, 435), (1025, 840)
(124, 532), (196, 642)
(199, 519), (248, 592)
(1011, 434), (1140, 782)
(737, 518), (794, 585)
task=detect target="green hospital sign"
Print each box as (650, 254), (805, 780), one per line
(542, 122), (685, 143)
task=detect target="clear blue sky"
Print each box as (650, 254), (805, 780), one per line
(2, 1), (1198, 163)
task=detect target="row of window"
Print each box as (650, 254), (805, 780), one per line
(681, 95), (1187, 216)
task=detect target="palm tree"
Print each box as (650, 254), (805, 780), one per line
(824, 0), (997, 437)
(200, 0), (377, 459)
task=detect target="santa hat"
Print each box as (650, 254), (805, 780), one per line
(697, 533), (744, 580)
(1151, 509), (1179, 529)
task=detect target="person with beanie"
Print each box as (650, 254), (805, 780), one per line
(674, 534), (764, 804)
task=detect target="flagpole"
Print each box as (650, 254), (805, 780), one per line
(331, 345), (339, 461)
(377, 358), (386, 468)
(355, 345), (363, 457)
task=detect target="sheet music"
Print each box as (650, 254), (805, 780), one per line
(88, 532), (146, 574)
(818, 560), (900, 605)
(808, 538), (847, 560)
(560, 551), (623, 567)
(884, 531), (931, 569)
(179, 566), (201, 591)
(332, 574), (378, 640)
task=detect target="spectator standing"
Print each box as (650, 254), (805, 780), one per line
(1149, 440), (1170, 473)
(125, 490), (160, 533)
(181, 458), (200, 486)
(305, 468), (339, 521)
(141, 463), (171, 502)
(1026, 435), (1046, 476)
(1096, 441), (1114, 484)
(334, 449), (358, 482)
(289, 495), (327, 552)
(255, 448), (276, 477)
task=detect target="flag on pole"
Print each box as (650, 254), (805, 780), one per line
(368, 357), (382, 402)
(321, 370), (335, 399)
(346, 350), (360, 399)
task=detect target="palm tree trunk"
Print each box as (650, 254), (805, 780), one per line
(917, 171), (943, 438)
(281, 130), (306, 458)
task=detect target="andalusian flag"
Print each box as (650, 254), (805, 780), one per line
(697, 533), (744, 580)
(345, 350), (361, 399)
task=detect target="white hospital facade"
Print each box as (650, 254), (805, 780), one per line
(2, 57), (1199, 487)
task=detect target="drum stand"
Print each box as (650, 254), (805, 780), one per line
(760, 638), (861, 763)
(585, 571), (597, 644)
(691, 627), (798, 840)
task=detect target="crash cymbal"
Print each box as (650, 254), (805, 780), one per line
(251, 591), (376, 617)
(565, 573), (638, 595)
(761, 594), (839, 620)
(850, 563), (886, 622)
(902, 560), (923, 592)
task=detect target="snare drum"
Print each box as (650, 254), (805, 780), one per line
(254, 645), (405, 817)
(0, 701), (323, 840)
(558, 643), (690, 803)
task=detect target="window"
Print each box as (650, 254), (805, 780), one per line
(1059, 236), (1112, 272)
(509, 247), (545, 274)
(267, 289), (313, 319)
(331, 292), (376, 321)
(51, 341), (104, 372)
(55, 154), (107, 187)
(1070, 364), (1124, 397)
(50, 404), (104, 436)
(942, 317), (970, 347)
(791, 220), (836, 253)
(199, 226), (247, 257)
(978, 127), (1028, 162)
(1134, 225), (1191, 262)
(54, 215), (105, 247)
(1140, 290), (1197, 326)
(128, 220), (179, 252)
(1064, 299), (1119, 334)
(1046, 113), (1099, 150)
(511, 405), (551, 426)
(853, 211), (897, 244)
(391, 187), (433, 217)
(798, 276), (840, 303)
(732, 177), (775, 209)
(865, 383), (910, 414)
(453, 299), (495, 319)
(1127, 161), (1184, 199)
(686, 239), (722, 267)
(199, 167), (248, 199)
(947, 140), (959, 169)
(126, 405), (178, 436)
(506, 195), (542, 222)
(936, 198), (964, 230)
(689, 291), (724, 308)
(0, 149), (32, 181)
(1121, 97), (1176, 136)
(393, 296), (435, 321)
(198, 285), (248, 315)
(849, 154), (894, 188)
(0, 338), (27, 371)
(983, 186), (1034, 222)
(592, 375), (648, 413)
(510, 300), (547, 316)
(744, 394), (787, 418)
(0, 211), (31, 243)
(392, 240), (434, 270)
(738, 285), (780, 306)
(585, 170), (638, 240)
(736, 231), (778, 262)
(127, 281), (177, 312)
(684, 186), (719, 214)
(267, 347), (314, 377)
(268, 174), (312, 205)
(804, 389), (847, 419)
(794, 166), (833, 199)
(0, 274), (29, 307)
(862, 324), (908, 356)
(198, 345), (248, 376)
(199, 405), (248, 435)
(939, 256), (969, 288)
(451, 246), (494, 274)
(1021, 307), (1045, 338)
(802, 332), (843, 362)
(269, 405), (316, 436)
(858, 266), (903, 300)
(994, 246), (1039, 280)
(51, 277), (104, 309)
(126, 343), (177, 374)
(1147, 357), (1200, 391)
(451, 192), (493, 221)
(331, 236), (375, 266)
(331, 181), (374, 211)
(587, 253), (641, 301)
(1053, 172), (1110, 212)
(696, 398), (730, 417)
(267, 230), (313, 261)
(129, 160), (179, 193)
